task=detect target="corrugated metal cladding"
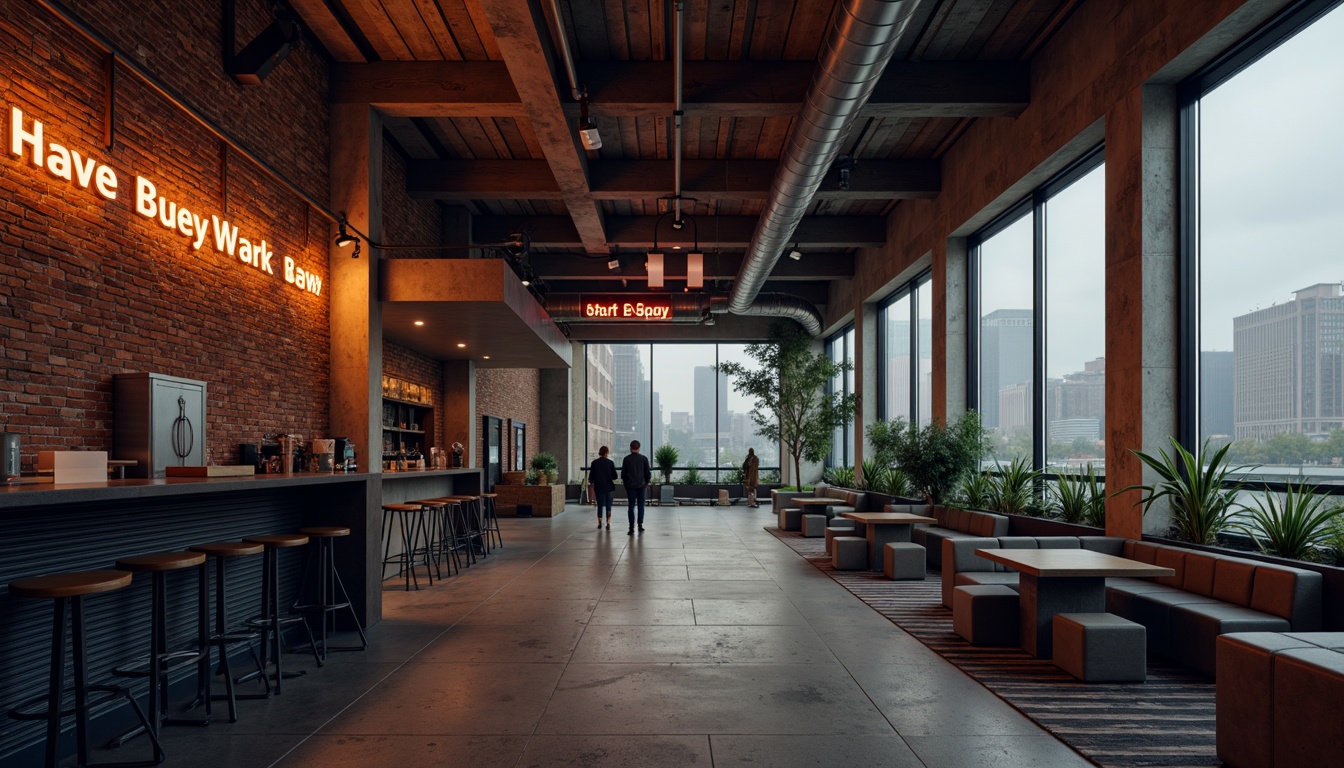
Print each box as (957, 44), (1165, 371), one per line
(0, 484), (359, 761)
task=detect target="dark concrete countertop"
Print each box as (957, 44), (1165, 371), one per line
(0, 472), (373, 509)
(380, 468), (481, 480)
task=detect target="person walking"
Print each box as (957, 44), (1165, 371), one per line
(620, 440), (651, 534)
(590, 446), (618, 530)
(743, 447), (760, 508)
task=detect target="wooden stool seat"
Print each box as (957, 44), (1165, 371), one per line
(244, 534), (309, 549)
(10, 569), (132, 599)
(116, 551), (207, 572)
(381, 503), (422, 512)
(480, 493), (497, 498)
(300, 526), (350, 538)
(190, 541), (264, 558)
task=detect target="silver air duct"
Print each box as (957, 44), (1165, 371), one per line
(724, 294), (824, 336)
(727, 0), (916, 331)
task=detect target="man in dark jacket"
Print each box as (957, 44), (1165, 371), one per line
(620, 440), (651, 534)
(590, 446), (618, 530)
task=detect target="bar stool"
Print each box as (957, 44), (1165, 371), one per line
(7, 569), (164, 768)
(242, 534), (320, 694)
(410, 499), (455, 578)
(187, 541), (269, 724)
(451, 495), (487, 558)
(110, 551), (210, 747)
(441, 497), (477, 567)
(292, 527), (368, 662)
(381, 503), (432, 590)
(480, 492), (503, 550)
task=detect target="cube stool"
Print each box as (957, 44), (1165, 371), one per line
(831, 536), (867, 570)
(952, 584), (1019, 646)
(1053, 613), (1146, 682)
(779, 507), (803, 531)
(883, 542), (925, 580)
(801, 514), (826, 538)
(823, 525), (856, 555)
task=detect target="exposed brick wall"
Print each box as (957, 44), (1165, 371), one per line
(382, 140), (442, 247)
(0, 0), (330, 470)
(476, 368), (541, 474)
(382, 341), (444, 456)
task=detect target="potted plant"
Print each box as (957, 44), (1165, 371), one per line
(985, 456), (1044, 516)
(1050, 464), (1106, 527)
(1233, 482), (1344, 561)
(531, 451), (557, 485)
(1121, 437), (1249, 545)
(654, 444), (679, 484)
(869, 412), (986, 505)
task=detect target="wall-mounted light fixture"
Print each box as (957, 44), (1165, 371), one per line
(335, 214), (361, 258)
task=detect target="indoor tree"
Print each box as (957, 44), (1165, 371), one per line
(717, 323), (857, 491)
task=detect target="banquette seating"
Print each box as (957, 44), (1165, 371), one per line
(909, 506), (1009, 567)
(771, 483), (871, 520)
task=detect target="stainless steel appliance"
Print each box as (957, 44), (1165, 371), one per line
(113, 373), (207, 478)
(1, 433), (19, 483)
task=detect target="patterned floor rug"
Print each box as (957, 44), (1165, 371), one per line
(767, 528), (1220, 768)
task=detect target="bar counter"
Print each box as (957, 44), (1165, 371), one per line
(0, 467), (482, 762)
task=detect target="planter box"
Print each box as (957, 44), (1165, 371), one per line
(494, 484), (565, 517)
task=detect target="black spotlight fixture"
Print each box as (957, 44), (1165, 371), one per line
(228, 6), (304, 86)
(334, 215), (361, 258)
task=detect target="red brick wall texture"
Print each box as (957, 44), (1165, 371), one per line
(476, 368), (542, 474)
(0, 0), (334, 469)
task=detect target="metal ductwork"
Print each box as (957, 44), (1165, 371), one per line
(722, 294), (824, 336)
(727, 0), (918, 332)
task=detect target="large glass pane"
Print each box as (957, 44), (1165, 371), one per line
(651, 344), (717, 480)
(1044, 163), (1106, 468)
(978, 214), (1035, 462)
(916, 277), (933, 426)
(585, 344), (616, 460)
(883, 293), (912, 422)
(720, 343), (780, 480)
(608, 343), (652, 462)
(1198, 4), (1344, 484)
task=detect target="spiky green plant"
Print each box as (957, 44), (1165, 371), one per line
(881, 467), (913, 497)
(653, 444), (679, 483)
(825, 465), (856, 488)
(1120, 437), (1251, 545)
(1233, 483), (1344, 562)
(721, 467), (745, 485)
(986, 456), (1043, 516)
(1051, 465), (1105, 526)
(678, 465), (705, 484)
(957, 472), (995, 510)
(859, 458), (887, 492)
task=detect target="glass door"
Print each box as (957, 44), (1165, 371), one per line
(484, 415), (503, 491)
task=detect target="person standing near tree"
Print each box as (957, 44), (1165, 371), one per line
(621, 440), (651, 534)
(590, 446), (618, 530)
(743, 447), (760, 508)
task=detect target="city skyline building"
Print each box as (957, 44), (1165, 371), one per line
(980, 309), (1034, 431)
(1201, 350), (1235, 439)
(694, 365), (729, 436)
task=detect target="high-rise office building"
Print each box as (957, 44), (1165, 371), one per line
(1201, 351), (1235, 439)
(980, 309), (1034, 431)
(694, 365), (728, 436)
(585, 344), (615, 455)
(612, 345), (650, 448)
(1233, 283), (1344, 440)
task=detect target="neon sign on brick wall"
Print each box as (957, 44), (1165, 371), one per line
(4, 106), (322, 296)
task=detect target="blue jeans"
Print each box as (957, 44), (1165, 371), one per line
(596, 491), (614, 517)
(626, 487), (646, 528)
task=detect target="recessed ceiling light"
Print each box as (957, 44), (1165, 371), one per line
(414, 320), (425, 327)
(483, 355), (491, 360)
(456, 342), (467, 348)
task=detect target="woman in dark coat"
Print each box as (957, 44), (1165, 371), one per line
(590, 445), (619, 529)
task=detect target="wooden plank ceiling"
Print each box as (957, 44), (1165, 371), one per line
(295, 0), (1076, 299)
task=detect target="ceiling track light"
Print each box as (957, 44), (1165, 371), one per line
(578, 89), (602, 150)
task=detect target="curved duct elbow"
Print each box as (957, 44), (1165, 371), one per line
(727, 0), (915, 325)
(719, 294), (824, 337)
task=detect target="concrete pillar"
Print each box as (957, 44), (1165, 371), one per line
(540, 367), (572, 480)
(854, 300), (878, 482)
(442, 360), (476, 466)
(937, 240), (970, 420)
(1104, 84), (1179, 539)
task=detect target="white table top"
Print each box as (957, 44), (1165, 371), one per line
(975, 548), (1175, 578)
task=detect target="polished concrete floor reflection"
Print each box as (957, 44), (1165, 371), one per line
(148, 504), (1091, 767)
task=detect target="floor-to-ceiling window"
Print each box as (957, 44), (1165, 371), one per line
(971, 150), (1105, 468)
(584, 343), (781, 481)
(1184, 0), (1344, 483)
(879, 271), (933, 426)
(826, 325), (856, 468)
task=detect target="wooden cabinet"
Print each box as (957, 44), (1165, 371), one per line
(381, 397), (434, 457)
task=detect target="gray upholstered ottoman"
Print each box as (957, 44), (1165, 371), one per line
(779, 507), (803, 531)
(952, 585), (1019, 646)
(1053, 613), (1146, 682)
(883, 542), (925, 580)
(824, 525), (855, 555)
(801, 514), (827, 538)
(1272, 645), (1344, 767)
(831, 536), (867, 570)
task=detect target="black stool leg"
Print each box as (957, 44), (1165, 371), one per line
(44, 597), (67, 768)
(71, 596), (90, 767)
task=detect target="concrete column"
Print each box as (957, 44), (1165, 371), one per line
(540, 367), (572, 480)
(854, 300), (878, 482)
(1104, 85), (1179, 539)
(938, 240), (970, 419)
(442, 360), (476, 466)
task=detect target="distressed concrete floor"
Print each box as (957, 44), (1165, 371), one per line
(146, 504), (1091, 768)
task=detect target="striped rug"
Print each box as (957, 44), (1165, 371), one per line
(768, 528), (1220, 768)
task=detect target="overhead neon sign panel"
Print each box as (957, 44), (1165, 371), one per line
(581, 296), (672, 320)
(5, 106), (321, 296)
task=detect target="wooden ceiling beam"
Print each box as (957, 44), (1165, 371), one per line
(533, 253), (854, 281)
(290, 0), (366, 62)
(474, 216), (885, 249)
(331, 61), (1028, 119)
(407, 159), (939, 200)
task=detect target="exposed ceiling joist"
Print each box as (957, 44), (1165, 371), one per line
(474, 216), (885, 249)
(532, 252), (854, 281)
(407, 159), (940, 201)
(331, 62), (526, 117)
(289, 0), (366, 62)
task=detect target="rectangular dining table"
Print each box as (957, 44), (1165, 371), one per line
(841, 511), (937, 572)
(975, 548), (1174, 659)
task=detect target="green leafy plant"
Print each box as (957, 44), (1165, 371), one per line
(721, 467), (745, 485)
(1121, 437), (1251, 545)
(956, 472), (995, 510)
(825, 465), (856, 488)
(761, 469), (781, 484)
(875, 467), (912, 497)
(1051, 465), (1105, 526)
(717, 323), (858, 491)
(677, 466), (705, 484)
(859, 458), (886, 492)
(524, 468), (541, 485)
(1232, 483), (1344, 562)
(869, 412), (987, 505)
(985, 456), (1043, 516)
(530, 451), (557, 472)
(653, 444), (679, 483)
